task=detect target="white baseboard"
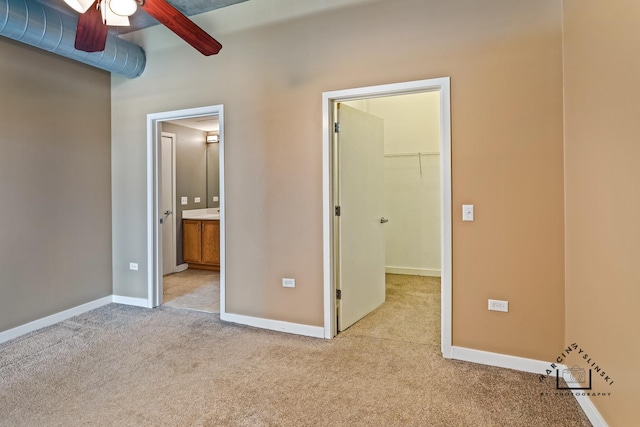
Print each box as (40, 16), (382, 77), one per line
(0, 296), (112, 345)
(385, 266), (441, 277)
(220, 312), (325, 338)
(573, 392), (608, 427)
(112, 295), (150, 308)
(450, 345), (550, 374)
(175, 263), (188, 273)
(450, 346), (607, 426)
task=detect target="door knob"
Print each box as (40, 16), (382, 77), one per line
(380, 217), (389, 224)
(164, 210), (173, 216)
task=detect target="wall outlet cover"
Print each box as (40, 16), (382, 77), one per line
(181, 196), (188, 205)
(462, 204), (474, 221)
(282, 278), (295, 288)
(488, 299), (508, 312)
(195, 197), (201, 203)
(129, 262), (139, 271)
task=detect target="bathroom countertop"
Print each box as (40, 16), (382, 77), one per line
(182, 208), (220, 220)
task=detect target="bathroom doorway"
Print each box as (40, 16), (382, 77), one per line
(146, 105), (226, 315)
(161, 117), (220, 313)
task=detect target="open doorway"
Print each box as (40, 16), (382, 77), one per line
(322, 78), (452, 357)
(336, 92), (442, 331)
(146, 105), (226, 316)
(160, 117), (221, 313)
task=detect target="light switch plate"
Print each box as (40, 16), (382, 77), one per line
(282, 278), (295, 288)
(195, 197), (201, 203)
(181, 197), (188, 205)
(462, 204), (474, 221)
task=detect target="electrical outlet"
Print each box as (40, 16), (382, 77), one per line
(181, 197), (188, 205)
(282, 278), (295, 288)
(195, 197), (201, 203)
(213, 196), (219, 202)
(129, 263), (139, 271)
(488, 299), (508, 312)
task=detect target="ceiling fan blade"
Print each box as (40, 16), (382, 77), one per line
(140, 0), (222, 56)
(74, 0), (108, 52)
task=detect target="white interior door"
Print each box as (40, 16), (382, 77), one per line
(337, 103), (386, 331)
(161, 134), (176, 276)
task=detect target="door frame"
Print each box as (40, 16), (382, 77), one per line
(322, 77), (453, 358)
(160, 132), (178, 275)
(146, 105), (226, 312)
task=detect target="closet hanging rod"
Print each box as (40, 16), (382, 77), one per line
(384, 152), (440, 157)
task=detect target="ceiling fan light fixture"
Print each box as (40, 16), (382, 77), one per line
(101, 1), (131, 26)
(63, 0), (94, 14)
(109, 0), (138, 17)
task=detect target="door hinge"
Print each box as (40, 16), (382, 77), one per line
(336, 289), (342, 300)
(335, 206), (341, 216)
(334, 122), (340, 133)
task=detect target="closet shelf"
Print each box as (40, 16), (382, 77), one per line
(384, 152), (440, 176)
(384, 152), (440, 157)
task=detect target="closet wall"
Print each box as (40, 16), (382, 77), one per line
(346, 92), (441, 276)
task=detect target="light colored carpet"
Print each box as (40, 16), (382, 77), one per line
(0, 274), (591, 426)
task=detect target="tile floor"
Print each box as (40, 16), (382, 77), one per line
(162, 269), (220, 313)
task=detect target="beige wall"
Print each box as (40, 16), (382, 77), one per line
(112, 0), (565, 359)
(563, 0), (640, 424)
(0, 38), (112, 332)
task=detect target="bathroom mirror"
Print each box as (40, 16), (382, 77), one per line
(206, 141), (220, 208)
(163, 114), (219, 209)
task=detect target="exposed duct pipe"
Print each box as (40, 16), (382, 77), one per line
(0, 0), (145, 78)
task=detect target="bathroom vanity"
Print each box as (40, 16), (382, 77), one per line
(182, 209), (220, 271)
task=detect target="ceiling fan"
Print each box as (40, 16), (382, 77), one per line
(63, 0), (222, 55)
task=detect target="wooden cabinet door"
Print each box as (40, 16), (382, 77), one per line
(183, 220), (202, 263)
(201, 220), (220, 265)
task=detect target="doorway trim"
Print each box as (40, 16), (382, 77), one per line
(322, 77), (452, 358)
(146, 105), (225, 311)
